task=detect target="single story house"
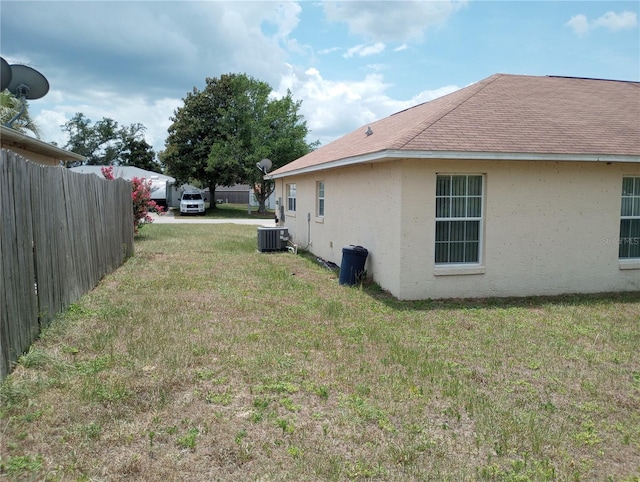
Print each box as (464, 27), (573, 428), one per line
(270, 73), (640, 300)
(1, 125), (85, 166)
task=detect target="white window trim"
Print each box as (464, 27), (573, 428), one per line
(619, 259), (640, 270)
(316, 181), (325, 219)
(286, 183), (296, 213)
(619, 176), (640, 262)
(434, 265), (486, 276)
(434, 174), (485, 269)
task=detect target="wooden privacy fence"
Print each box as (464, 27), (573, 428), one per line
(0, 150), (134, 380)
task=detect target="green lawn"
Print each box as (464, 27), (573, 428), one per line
(1, 224), (639, 481)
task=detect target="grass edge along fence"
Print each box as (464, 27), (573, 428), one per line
(0, 150), (134, 380)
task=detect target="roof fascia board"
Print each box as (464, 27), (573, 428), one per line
(1, 125), (86, 162)
(271, 150), (640, 178)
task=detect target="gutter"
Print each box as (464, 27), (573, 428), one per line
(270, 149), (640, 179)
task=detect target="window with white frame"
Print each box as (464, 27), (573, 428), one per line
(287, 183), (296, 212)
(435, 174), (483, 264)
(317, 181), (325, 217)
(620, 177), (640, 259)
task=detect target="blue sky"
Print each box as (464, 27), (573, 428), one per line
(2, 1), (638, 157)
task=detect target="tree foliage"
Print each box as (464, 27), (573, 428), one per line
(164, 73), (317, 212)
(0, 90), (42, 138)
(61, 113), (159, 170)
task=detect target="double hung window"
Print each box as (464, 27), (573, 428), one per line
(620, 177), (640, 259)
(287, 184), (296, 212)
(317, 181), (325, 217)
(435, 175), (483, 264)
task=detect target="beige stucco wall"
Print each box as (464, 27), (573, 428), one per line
(1, 127), (84, 166)
(276, 162), (404, 296)
(0, 143), (59, 166)
(277, 158), (640, 300)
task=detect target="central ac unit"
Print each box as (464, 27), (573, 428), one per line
(257, 227), (289, 252)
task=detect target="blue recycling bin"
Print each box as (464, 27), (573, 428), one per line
(339, 245), (369, 285)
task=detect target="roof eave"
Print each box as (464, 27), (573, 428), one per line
(1, 125), (86, 162)
(270, 150), (640, 179)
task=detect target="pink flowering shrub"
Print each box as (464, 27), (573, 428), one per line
(101, 166), (165, 234)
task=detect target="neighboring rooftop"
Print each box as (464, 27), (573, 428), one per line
(70, 165), (174, 182)
(271, 73), (640, 177)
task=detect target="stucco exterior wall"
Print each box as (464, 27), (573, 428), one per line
(276, 162), (404, 296)
(1, 127), (84, 166)
(399, 159), (639, 299)
(0, 144), (59, 166)
(277, 159), (639, 300)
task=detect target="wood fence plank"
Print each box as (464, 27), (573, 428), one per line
(0, 152), (134, 380)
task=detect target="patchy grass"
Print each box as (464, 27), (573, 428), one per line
(1, 224), (639, 481)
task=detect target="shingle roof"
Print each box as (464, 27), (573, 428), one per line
(271, 73), (640, 177)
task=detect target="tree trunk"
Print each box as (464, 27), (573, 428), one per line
(254, 181), (273, 214)
(208, 184), (217, 210)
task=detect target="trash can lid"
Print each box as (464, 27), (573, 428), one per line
(342, 245), (368, 254)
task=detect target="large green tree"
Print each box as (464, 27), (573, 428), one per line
(164, 73), (317, 212)
(61, 113), (159, 170)
(118, 123), (158, 171)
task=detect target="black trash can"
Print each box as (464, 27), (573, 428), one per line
(339, 245), (369, 285)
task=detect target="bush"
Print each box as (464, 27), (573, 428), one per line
(101, 166), (164, 234)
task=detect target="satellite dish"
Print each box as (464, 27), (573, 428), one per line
(1, 57), (12, 91)
(256, 158), (272, 174)
(3, 63), (50, 129)
(6, 64), (50, 100)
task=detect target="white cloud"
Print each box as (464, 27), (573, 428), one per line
(343, 42), (386, 58)
(394, 44), (409, 52)
(566, 14), (590, 35)
(593, 11), (638, 31)
(264, 1), (303, 40)
(274, 66), (386, 144)
(323, 0), (467, 42)
(318, 47), (342, 55)
(566, 10), (638, 35)
(273, 66), (459, 147)
(36, 110), (70, 147)
(411, 85), (460, 106)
